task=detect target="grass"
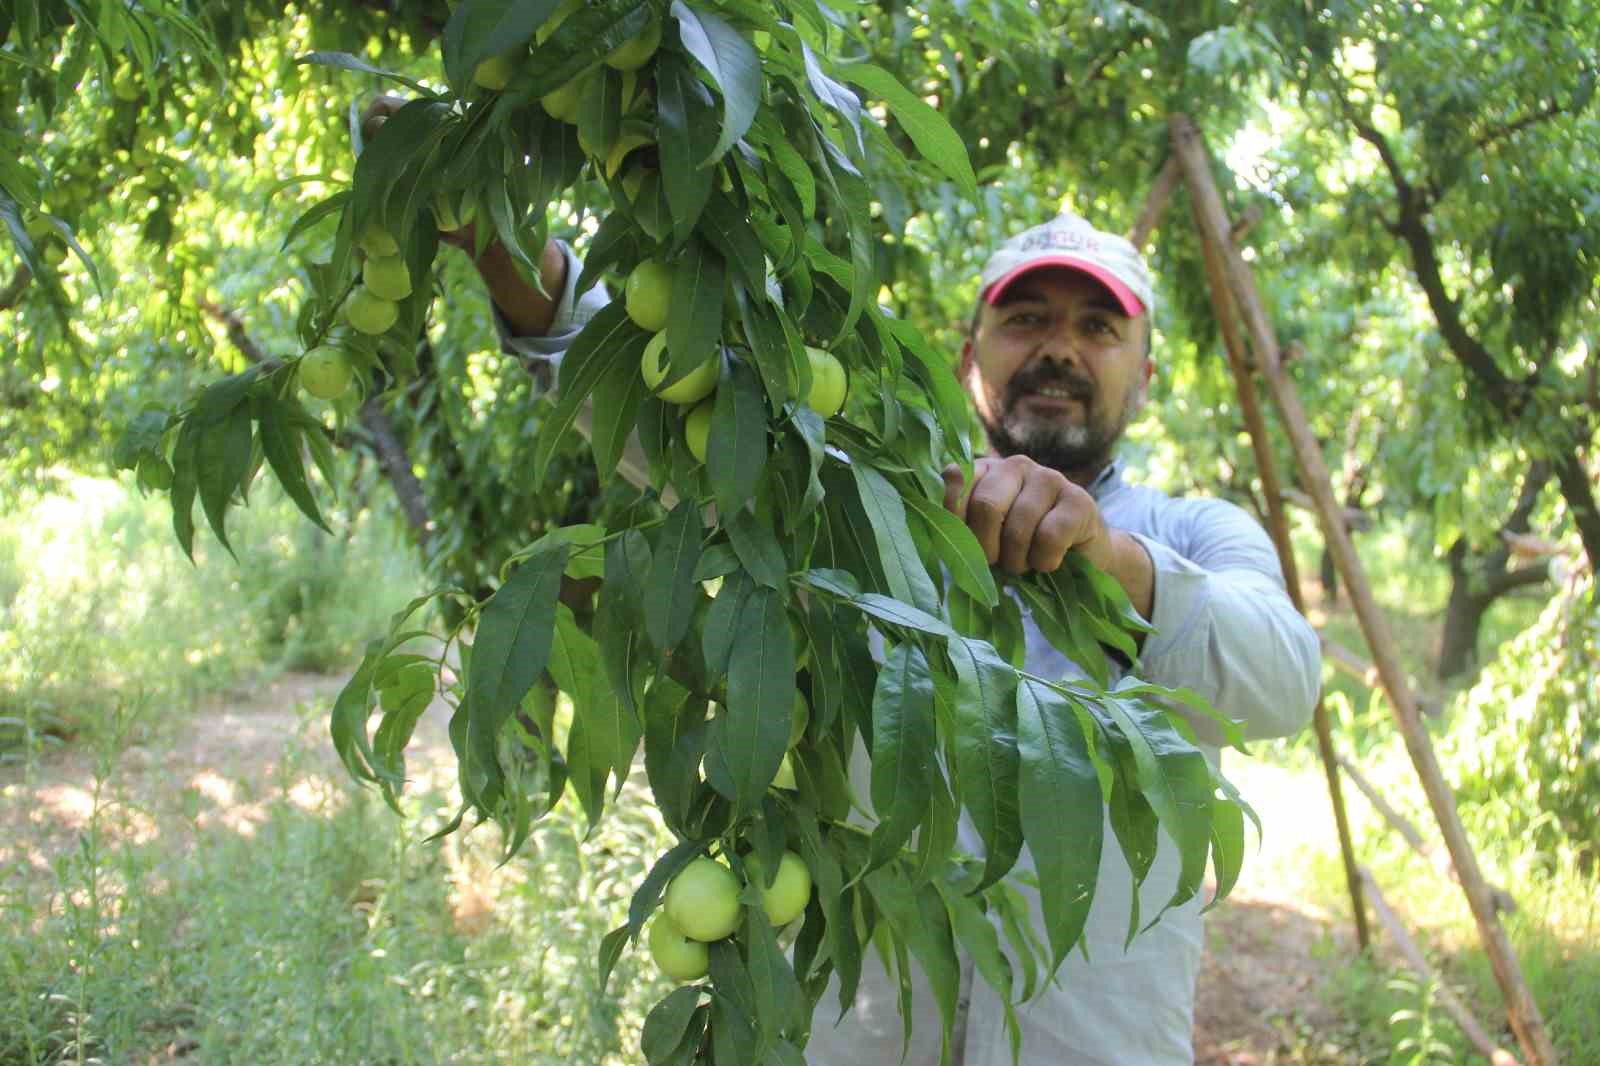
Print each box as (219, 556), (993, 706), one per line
(0, 473), (420, 767)
(0, 700), (677, 1065)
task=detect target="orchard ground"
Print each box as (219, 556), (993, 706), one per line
(6, 662), (1538, 1064)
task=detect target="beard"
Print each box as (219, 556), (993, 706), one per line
(978, 361), (1137, 478)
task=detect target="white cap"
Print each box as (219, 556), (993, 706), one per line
(979, 213), (1153, 317)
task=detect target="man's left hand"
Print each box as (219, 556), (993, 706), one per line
(941, 455), (1155, 617)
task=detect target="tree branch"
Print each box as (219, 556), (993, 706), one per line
(0, 264), (32, 310)
(1473, 100), (1567, 156)
(199, 297), (433, 544)
(1482, 562), (1554, 601)
(1349, 118), (1523, 413)
(199, 298), (278, 369)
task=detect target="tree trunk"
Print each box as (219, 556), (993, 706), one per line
(1438, 540), (1484, 679)
(1435, 461), (1554, 680)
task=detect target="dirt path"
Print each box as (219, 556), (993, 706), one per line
(2, 674), (1362, 1063)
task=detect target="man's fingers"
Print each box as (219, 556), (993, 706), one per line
(1029, 506), (1079, 572)
(997, 469), (1065, 573)
(358, 94), (408, 142)
(941, 464), (967, 517)
(964, 459), (1025, 566)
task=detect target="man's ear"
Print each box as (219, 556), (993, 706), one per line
(958, 335), (975, 385)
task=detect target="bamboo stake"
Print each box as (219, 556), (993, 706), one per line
(1128, 155), (1180, 251)
(1189, 202), (1371, 953)
(1169, 111), (1558, 1066)
(1360, 867), (1522, 1066)
(1337, 755), (1518, 915)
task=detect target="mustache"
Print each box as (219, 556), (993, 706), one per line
(1006, 365), (1095, 404)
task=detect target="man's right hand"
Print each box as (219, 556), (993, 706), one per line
(356, 94), (476, 250)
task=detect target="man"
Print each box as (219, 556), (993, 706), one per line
(364, 96), (1320, 1055)
(804, 214), (1320, 1065)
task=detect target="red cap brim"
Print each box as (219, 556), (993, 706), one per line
(983, 256), (1145, 316)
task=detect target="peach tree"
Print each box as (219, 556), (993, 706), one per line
(8, 0), (1254, 1061)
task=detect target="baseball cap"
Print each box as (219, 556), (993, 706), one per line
(979, 212), (1153, 317)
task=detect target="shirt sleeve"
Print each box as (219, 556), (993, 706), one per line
(1128, 499), (1321, 744)
(491, 241), (658, 492)
(491, 239), (613, 369)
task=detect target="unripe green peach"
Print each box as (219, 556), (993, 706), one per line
(663, 857), (741, 942)
(299, 346), (356, 400)
(357, 224), (400, 258)
(473, 53), (518, 90)
(624, 258), (674, 331)
(362, 254), (412, 301)
(641, 332), (719, 406)
(345, 287), (398, 335)
(684, 400), (713, 463)
(647, 912), (709, 982)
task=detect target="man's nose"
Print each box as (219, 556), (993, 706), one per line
(1033, 321), (1083, 369)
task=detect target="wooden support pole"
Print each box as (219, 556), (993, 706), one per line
(1337, 755), (1518, 915)
(1128, 155), (1180, 252)
(1170, 111), (1557, 1066)
(1189, 194), (1371, 953)
(1360, 868), (1522, 1066)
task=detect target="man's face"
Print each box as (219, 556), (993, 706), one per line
(960, 267), (1152, 479)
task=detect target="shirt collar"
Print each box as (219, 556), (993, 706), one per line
(1087, 457), (1125, 501)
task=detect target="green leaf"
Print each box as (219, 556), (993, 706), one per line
(799, 39), (864, 158)
(864, 865), (958, 1054)
(644, 500), (704, 651)
(946, 638), (1022, 889)
(840, 63), (977, 196)
(629, 839), (705, 936)
(722, 586), (795, 814)
(793, 819), (860, 1006)
(195, 402), (253, 556)
(587, 332), (649, 486)
(642, 680), (708, 833)
(1016, 679), (1103, 972)
(441, 0), (559, 88)
(535, 302), (650, 485)
(866, 643), (937, 873)
(745, 908), (805, 1040)
(733, 280), (799, 409)
(849, 465), (941, 616)
(666, 238), (726, 378)
(1107, 764), (1159, 942)
(702, 188), (767, 295)
(349, 98), (450, 237)
(296, 51), (437, 96)
(462, 538), (570, 807)
(553, 606), (640, 811)
(703, 569), (756, 677)
(709, 356), (769, 516)
(642, 986), (704, 1064)
(257, 398), (329, 533)
(726, 505), (788, 589)
(1205, 790), (1246, 911)
(168, 420), (200, 562)
(330, 638), (387, 785)
(597, 923), (632, 995)
(669, 1), (761, 167)
(1101, 693), (1215, 919)
(936, 875), (1020, 1055)
(902, 491), (997, 608)
(655, 53), (717, 242)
